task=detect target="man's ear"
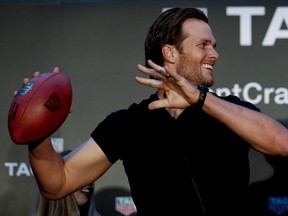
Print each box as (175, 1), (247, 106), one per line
(162, 44), (177, 63)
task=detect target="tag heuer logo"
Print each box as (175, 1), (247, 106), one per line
(115, 196), (137, 216)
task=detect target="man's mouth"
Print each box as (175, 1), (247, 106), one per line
(202, 64), (213, 70)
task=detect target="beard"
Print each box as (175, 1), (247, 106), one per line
(177, 55), (214, 87)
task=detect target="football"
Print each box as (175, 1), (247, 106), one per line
(8, 72), (73, 144)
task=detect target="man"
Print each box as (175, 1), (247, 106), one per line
(21, 7), (288, 216)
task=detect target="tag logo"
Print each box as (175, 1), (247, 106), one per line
(268, 197), (288, 215)
(115, 196), (137, 216)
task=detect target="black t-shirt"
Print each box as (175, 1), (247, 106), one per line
(91, 93), (260, 216)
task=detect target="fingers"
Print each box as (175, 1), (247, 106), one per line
(163, 65), (182, 81)
(137, 64), (166, 80)
(148, 99), (169, 110)
(13, 67), (60, 97)
(22, 71), (40, 85)
(31, 71), (40, 78)
(53, 67), (60, 73)
(146, 60), (181, 82)
(135, 76), (162, 88)
(23, 78), (30, 85)
(137, 60), (172, 80)
(147, 60), (170, 77)
(25, 67), (59, 84)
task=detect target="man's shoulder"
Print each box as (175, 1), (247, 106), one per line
(128, 93), (157, 111)
(107, 93), (157, 118)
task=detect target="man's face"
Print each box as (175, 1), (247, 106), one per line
(175, 18), (219, 87)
